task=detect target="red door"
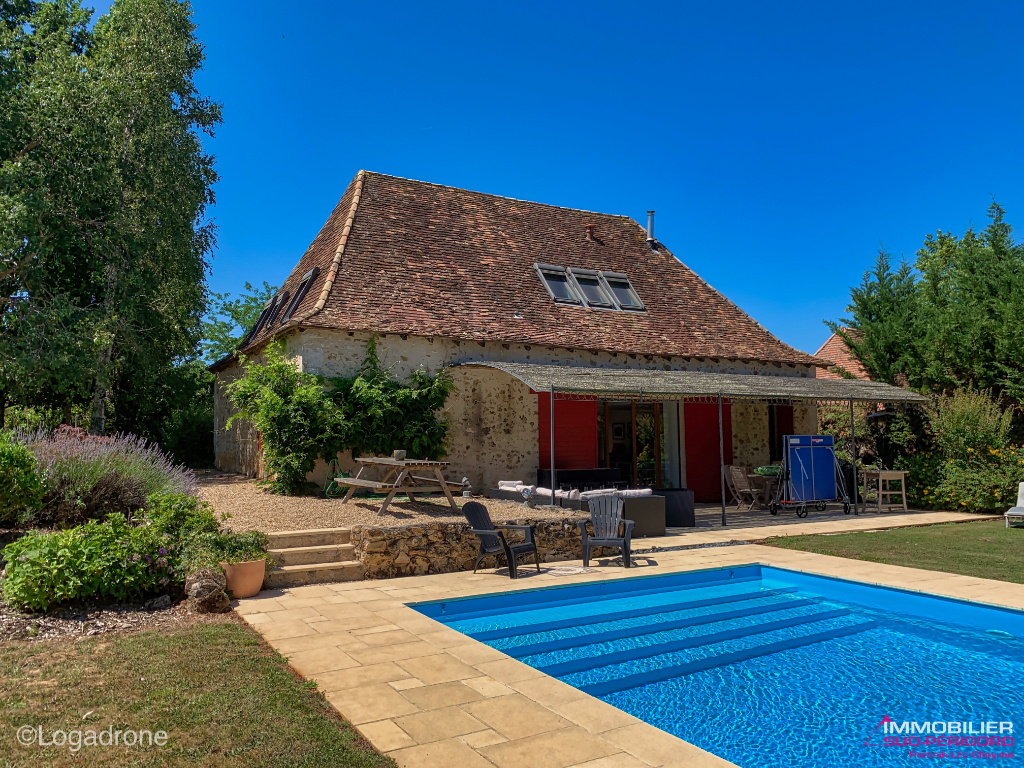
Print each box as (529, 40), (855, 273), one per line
(684, 402), (733, 502)
(537, 394), (598, 469)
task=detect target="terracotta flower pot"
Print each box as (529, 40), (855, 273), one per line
(219, 559), (266, 599)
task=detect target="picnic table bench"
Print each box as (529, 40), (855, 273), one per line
(336, 457), (463, 516)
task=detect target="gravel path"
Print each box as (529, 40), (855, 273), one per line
(196, 469), (583, 533)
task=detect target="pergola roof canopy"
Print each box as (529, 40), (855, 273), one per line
(458, 362), (927, 404)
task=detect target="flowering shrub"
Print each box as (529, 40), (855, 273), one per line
(0, 431), (43, 526)
(933, 447), (1024, 513)
(13, 427), (197, 526)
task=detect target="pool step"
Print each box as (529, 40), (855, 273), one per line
(469, 586), (799, 642)
(536, 608), (852, 677)
(578, 619), (878, 696)
(442, 574), (762, 624)
(504, 596), (818, 658)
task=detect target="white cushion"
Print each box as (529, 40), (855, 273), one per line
(497, 480), (521, 489)
(1017, 482), (1024, 508)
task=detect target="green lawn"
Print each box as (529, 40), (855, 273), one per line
(766, 519), (1024, 584)
(0, 618), (394, 767)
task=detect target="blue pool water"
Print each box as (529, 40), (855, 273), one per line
(412, 565), (1024, 767)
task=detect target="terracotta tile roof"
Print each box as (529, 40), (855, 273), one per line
(240, 171), (821, 366)
(814, 331), (869, 380)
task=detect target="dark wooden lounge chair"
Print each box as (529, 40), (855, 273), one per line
(462, 501), (541, 579)
(578, 494), (634, 568)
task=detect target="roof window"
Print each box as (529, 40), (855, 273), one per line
(534, 264), (581, 305)
(281, 267), (319, 323)
(600, 271), (645, 311)
(535, 264), (645, 312)
(569, 268), (614, 308)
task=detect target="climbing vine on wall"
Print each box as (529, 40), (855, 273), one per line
(329, 337), (454, 461)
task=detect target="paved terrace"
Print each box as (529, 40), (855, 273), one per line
(236, 511), (1014, 768)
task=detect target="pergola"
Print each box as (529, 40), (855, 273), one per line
(459, 362), (927, 523)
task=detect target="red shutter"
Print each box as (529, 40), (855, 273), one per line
(537, 394), (598, 470)
(684, 402), (733, 502)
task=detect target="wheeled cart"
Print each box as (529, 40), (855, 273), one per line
(770, 435), (852, 518)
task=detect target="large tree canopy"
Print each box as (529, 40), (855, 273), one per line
(831, 203), (1024, 402)
(0, 0), (220, 432)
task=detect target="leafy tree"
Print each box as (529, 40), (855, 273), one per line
(827, 249), (919, 386)
(201, 281), (277, 363)
(831, 204), (1024, 403)
(0, 0), (220, 434)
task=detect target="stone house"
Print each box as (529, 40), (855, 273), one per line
(210, 171), (829, 502)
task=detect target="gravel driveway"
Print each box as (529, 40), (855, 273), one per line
(196, 469), (582, 533)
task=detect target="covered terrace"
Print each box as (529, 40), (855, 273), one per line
(459, 362), (928, 525)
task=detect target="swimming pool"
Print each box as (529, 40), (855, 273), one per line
(412, 565), (1023, 767)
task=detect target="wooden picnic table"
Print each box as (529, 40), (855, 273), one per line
(336, 457), (463, 516)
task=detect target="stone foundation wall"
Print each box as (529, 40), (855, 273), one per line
(350, 518), (616, 579)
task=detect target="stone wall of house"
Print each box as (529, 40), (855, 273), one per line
(350, 518), (617, 579)
(731, 403), (770, 468)
(212, 328), (819, 482)
(794, 404), (818, 436)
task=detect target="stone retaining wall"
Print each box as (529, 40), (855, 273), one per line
(350, 518), (616, 579)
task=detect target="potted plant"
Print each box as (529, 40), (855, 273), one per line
(183, 530), (272, 600)
(217, 531), (272, 599)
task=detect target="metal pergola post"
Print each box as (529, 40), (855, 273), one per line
(719, 392), (727, 526)
(849, 397), (859, 514)
(550, 384), (556, 507)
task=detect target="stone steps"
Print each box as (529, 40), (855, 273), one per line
(264, 528), (363, 589)
(269, 544), (356, 567)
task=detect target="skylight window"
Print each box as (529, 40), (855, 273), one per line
(281, 267), (320, 323)
(535, 264), (581, 304)
(569, 269), (614, 308)
(600, 272), (645, 311)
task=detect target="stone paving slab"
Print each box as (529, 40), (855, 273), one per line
(236, 511), (1022, 768)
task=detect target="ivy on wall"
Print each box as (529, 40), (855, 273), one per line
(329, 337), (454, 461)
(226, 338), (453, 495)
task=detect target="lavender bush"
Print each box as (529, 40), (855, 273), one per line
(12, 427), (197, 526)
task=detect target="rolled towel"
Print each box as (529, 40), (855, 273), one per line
(497, 480), (521, 489)
(569, 488), (581, 500)
(579, 488), (617, 500)
(617, 488), (653, 498)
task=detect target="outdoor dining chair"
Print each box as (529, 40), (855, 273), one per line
(728, 465), (765, 511)
(578, 494), (634, 568)
(462, 501), (541, 579)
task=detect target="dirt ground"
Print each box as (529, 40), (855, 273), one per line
(196, 469), (584, 533)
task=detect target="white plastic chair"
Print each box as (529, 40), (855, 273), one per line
(1006, 483), (1024, 528)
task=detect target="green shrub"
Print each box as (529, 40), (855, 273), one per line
(927, 389), (1015, 460)
(893, 452), (944, 509)
(1, 514), (177, 611)
(147, 493), (224, 538)
(0, 431), (44, 526)
(226, 343), (347, 495)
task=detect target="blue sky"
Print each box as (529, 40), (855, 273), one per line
(96, 1), (1024, 354)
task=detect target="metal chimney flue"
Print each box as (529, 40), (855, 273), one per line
(646, 210), (655, 243)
